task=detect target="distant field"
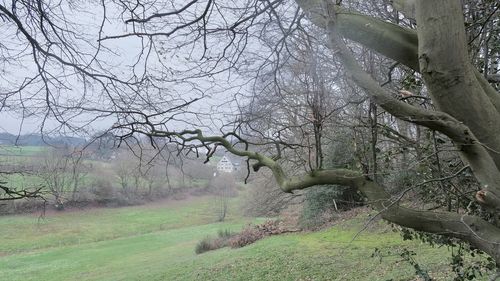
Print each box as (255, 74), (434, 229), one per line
(0, 196), (493, 281)
(0, 145), (46, 168)
(0, 145), (43, 190)
(0, 145), (46, 157)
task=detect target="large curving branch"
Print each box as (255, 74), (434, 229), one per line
(132, 127), (500, 264)
(0, 183), (44, 201)
(295, 1), (419, 71)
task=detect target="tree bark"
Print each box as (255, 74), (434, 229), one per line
(137, 0), (500, 268)
(290, 0), (500, 267)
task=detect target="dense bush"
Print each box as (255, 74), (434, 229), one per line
(195, 229), (235, 254)
(227, 226), (264, 248)
(299, 185), (362, 229)
(296, 130), (364, 229)
(195, 221), (292, 254)
(194, 236), (224, 254)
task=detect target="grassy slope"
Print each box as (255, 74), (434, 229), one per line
(0, 197), (232, 254)
(0, 197), (491, 281)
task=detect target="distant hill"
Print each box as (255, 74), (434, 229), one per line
(0, 133), (86, 147)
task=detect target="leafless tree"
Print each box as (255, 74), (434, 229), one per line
(69, 149), (90, 200)
(210, 172), (236, 222)
(35, 148), (73, 209)
(112, 149), (137, 194)
(2, 0), (500, 273)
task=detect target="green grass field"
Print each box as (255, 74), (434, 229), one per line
(0, 197), (493, 281)
(0, 145), (46, 157)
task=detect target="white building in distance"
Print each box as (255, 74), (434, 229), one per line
(217, 155), (235, 173)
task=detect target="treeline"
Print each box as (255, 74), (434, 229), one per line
(0, 144), (243, 214)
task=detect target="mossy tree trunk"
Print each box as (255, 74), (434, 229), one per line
(292, 0), (500, 267)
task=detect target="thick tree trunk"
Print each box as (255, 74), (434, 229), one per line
(146, 0), (500, 270)
(289, 0), (500, 268)
(416, 0), (500, 171)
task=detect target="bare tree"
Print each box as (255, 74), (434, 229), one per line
(35, 148), (73, 209)
(69, 149), (90, 200)
(2, 0), (500, 273)
(242, 170), (299, 217)
(112, 149), (137, 195)
(210, 172), (236, 222)
(142, 163), (163, 197)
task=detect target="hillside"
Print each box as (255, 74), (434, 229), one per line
(0, 197), (492, 281)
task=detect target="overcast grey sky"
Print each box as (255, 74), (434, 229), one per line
(0, 1), (250, 137)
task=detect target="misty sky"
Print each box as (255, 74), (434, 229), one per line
(0, 1), (249, 137)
